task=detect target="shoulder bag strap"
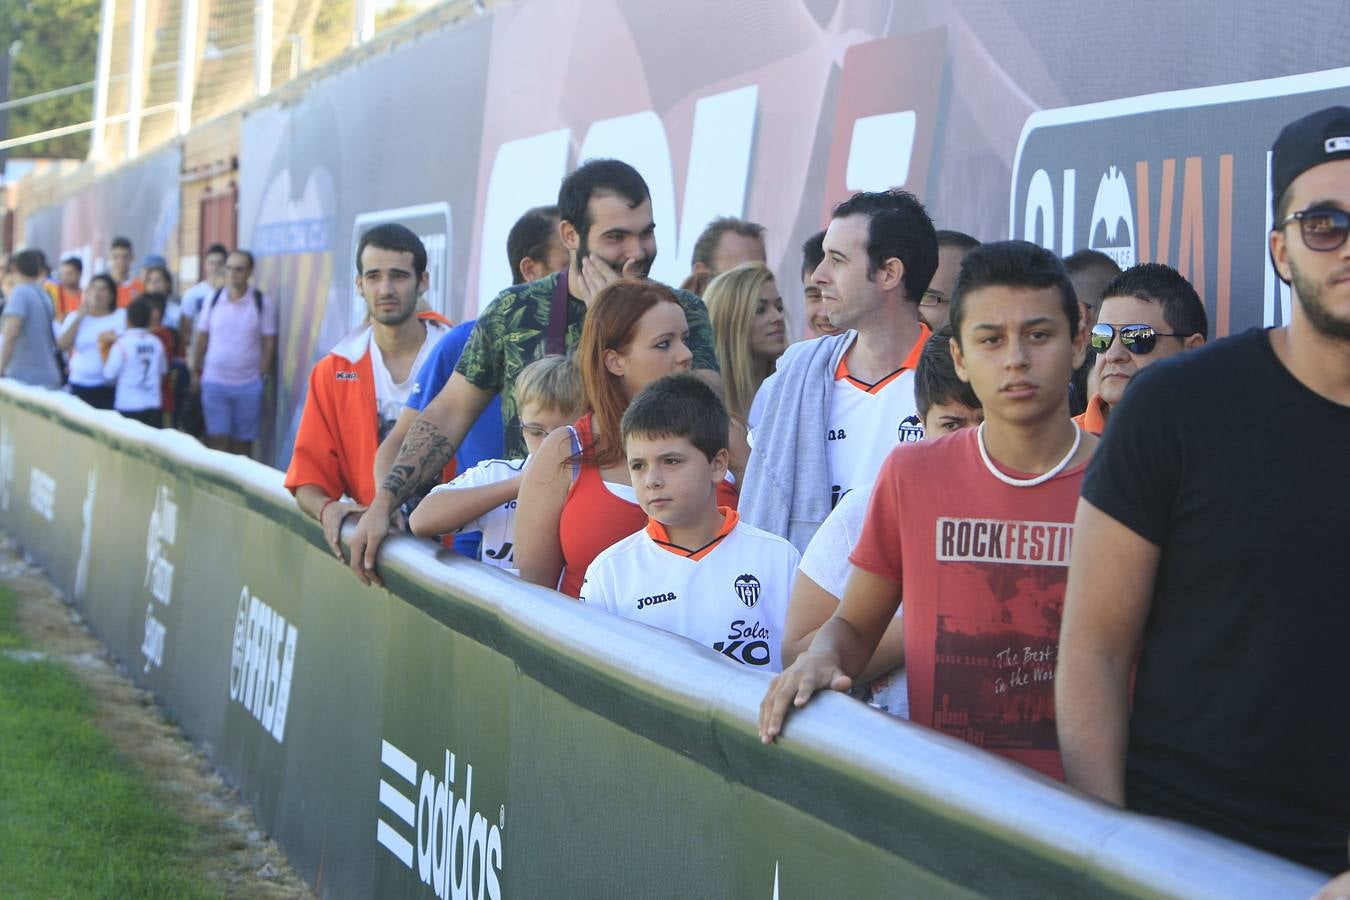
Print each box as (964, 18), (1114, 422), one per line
(544, 270), (570, 356)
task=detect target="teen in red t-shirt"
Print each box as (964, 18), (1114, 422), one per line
(759, 241), (1096, 782)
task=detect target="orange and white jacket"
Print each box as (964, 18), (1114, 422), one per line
(284, 312), (453, 505)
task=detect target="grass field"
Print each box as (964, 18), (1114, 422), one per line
(0, 587), (218, 899)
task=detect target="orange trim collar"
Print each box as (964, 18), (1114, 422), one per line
(834, 324), (932, 393)
(646, 507), (739, 561)
(1073, 393), (1109, 436)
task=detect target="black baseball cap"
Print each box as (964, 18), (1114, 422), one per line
(1271, 106), (1350, 221)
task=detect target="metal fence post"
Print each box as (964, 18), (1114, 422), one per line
(89, 0), (116, 160)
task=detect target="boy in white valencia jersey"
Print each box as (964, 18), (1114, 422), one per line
(103, 297), (168, 428)
(580, 374), (798, 671)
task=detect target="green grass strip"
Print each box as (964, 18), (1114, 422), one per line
(0, 588), (219, 899)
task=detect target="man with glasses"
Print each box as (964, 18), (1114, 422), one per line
(1058, 106), (1350, 877)
(918, 230), (980, 333)
(1072, 263), (1207, 435)
(1063, 249), (1124, 416)
(191, 250), (277, 456)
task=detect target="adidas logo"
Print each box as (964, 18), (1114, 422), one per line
(376, 738), (504, 899)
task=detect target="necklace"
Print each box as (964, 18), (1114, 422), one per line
(976, 422), (1082, 488)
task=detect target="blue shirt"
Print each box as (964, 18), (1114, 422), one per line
(408, 319), (504, 559)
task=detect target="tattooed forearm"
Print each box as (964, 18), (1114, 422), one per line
(381, 418), (457, 504)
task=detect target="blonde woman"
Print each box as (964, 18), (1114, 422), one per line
(703, 261), (788, 423)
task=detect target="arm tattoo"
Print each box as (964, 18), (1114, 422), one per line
(382, 418), (457, 504)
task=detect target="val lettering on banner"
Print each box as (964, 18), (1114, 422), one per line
(1010, 67), (1350, 337)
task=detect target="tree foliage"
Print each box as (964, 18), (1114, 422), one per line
(1, 0), (100, 159)
(311, 0), (356, 67)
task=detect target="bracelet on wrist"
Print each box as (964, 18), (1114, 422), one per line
(318, 498), (337, 522)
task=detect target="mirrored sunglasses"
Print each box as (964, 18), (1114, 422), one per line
(1089, 323), (1185, 355)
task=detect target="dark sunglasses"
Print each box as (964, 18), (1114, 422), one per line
(1277, 207), (1349, 252)
(1089, 323), (1185, 355)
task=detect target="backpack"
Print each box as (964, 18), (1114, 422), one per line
(204, 286), (263, 323)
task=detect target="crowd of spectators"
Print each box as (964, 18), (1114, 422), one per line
(0, 236), (274, 454)
(3, 104), (1346, 888)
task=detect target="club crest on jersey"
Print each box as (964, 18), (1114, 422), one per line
(898, 415), (924, 443)
(734, 574), (761, 608)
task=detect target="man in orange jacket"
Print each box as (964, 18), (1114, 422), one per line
(285, 224), (453, 559)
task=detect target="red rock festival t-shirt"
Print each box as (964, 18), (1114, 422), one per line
(850, 427), (1088, 780)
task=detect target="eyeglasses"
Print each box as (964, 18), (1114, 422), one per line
(520, 423), (551, 440)
(1277, 207), (1349, 251)
(919, 290), (948, 308)
(1089, 323), (1186, 355)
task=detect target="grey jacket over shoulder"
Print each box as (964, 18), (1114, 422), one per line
(739, 331), (854, 553)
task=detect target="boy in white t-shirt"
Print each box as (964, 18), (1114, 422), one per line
(409, 355), (581, 573)
(580, 374), (799, 672)
(782, 327), (984, 718)
(103, 297), (168, 428)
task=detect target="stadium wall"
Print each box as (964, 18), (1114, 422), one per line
(0, 380), (1327, 898)
(20, 144), (182, 282)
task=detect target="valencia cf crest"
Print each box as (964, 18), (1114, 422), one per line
(898, 415), (924, 443)
(734, 574), (762, 608)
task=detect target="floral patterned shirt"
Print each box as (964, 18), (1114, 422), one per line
(455, 271), (718, 457)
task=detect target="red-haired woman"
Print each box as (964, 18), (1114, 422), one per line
(516, 278), (736, 596)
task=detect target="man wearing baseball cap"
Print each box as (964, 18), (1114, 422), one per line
(1057, 106), (1350, 877)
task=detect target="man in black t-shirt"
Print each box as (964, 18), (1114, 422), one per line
(1056, 106), (1350, 877)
